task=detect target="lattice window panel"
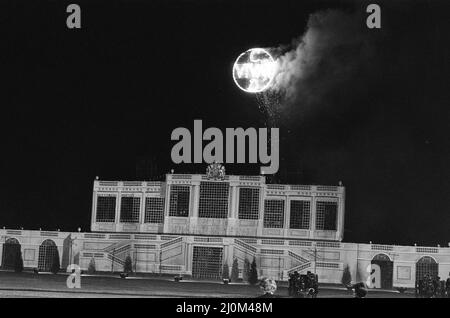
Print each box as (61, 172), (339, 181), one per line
(289, 200), (311, 229)
(316, 201), (337, 230)
(198, 181), (229, 218)
(120, 197), (141, 223)
(96, 195), (116, 222)
(192, 246), (223, 280)
(238, 187), (260, 220)
(263, 200), (285, 228)
(144, 197), (165, 223)
(38, 240), (57, 272)
(169, 185), (190, 217)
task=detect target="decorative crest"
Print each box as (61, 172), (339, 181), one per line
(206, 162), (225, 180)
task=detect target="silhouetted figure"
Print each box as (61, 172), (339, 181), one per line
(119, 272), (128, 279)
(288, 271), (319, 298)
(349, 282), (367, 298)
(445, 278), (450, 298)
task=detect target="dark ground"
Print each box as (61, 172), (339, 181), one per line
(0, 271), (413, 298)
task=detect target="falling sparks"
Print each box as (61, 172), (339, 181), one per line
(256, 90), (282, 128)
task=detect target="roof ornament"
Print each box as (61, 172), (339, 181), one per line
(206, 162), (225, 180)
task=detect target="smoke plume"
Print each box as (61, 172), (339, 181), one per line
(271, 9), (378, 120)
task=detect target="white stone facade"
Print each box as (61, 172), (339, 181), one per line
(1, 172), (449, 289)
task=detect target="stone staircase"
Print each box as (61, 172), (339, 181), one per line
(287, 250), (312, 274)
(104, 240), (133, 270)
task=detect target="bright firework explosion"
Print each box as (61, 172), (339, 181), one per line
(232, 48), (276, 93)
(232, 48), (282, 128)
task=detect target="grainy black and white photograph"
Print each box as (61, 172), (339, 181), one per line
(1, 0), (450, 305)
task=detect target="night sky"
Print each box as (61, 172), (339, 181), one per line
(1, 0), (449, 246)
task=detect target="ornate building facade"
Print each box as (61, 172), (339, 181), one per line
(1, 166), (449, 289)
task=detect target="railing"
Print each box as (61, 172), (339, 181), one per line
(316, 186), (338, 192)
(316, 242), (341, 248)
(193, 237), (223, 243)
(289, 240), (312, 247)
(290, 185), (312, 191)
(235, 239), (257, 254)
(160, 237), (182, 249)
(103, 239), (133, 253)
(134, 234), (157, 240)
(261, 239), (285, 245)
(260, 249), (284, 255)
(107, 254), (125, 266)
(416, 247), (439, 254)
(288, 251), (309, 264)
(288, 262), (311, 274)
(371, 244), (394, 251)
(84, 233), (106, 239)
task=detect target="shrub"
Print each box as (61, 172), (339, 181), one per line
(230, 258), (239, 282)
(88, 257), (96, 274)
(124, 255), (133, 273)
(243, 258), (250, 282)
(222, 262), (230, 280)
(341, 264), (352, 286)
(248, 258), (258, 285)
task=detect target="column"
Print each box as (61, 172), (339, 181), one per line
(163, 183), (171, 233)
(189, 183), (200, 234)
(337, 187), (346, 241)
(139, 192), (146, 231)
(310, 193), (316, 239)
(185, 240), (193, 275)
(91, 189), (97, 231)
(227, 185), (238, 236)
(230, 186), (238, 218)
(284, 196), (290, 237)
(115, 188), (121, 232)
(191, 183), (200, 218)
(257, 186), (265, 237)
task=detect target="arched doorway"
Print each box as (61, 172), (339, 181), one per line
(1, 238), (21, 270)
(38, 239), (58, 272)
(416, 256), (438, 282)
(371, 253), (393, 289)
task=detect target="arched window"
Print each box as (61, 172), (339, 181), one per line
(372, 253), (391, 262)
(38, 239), (58, 272)
(5, 238), (20, 245)
(1, 238), (21, 269)
(416, 256), (438, 282)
